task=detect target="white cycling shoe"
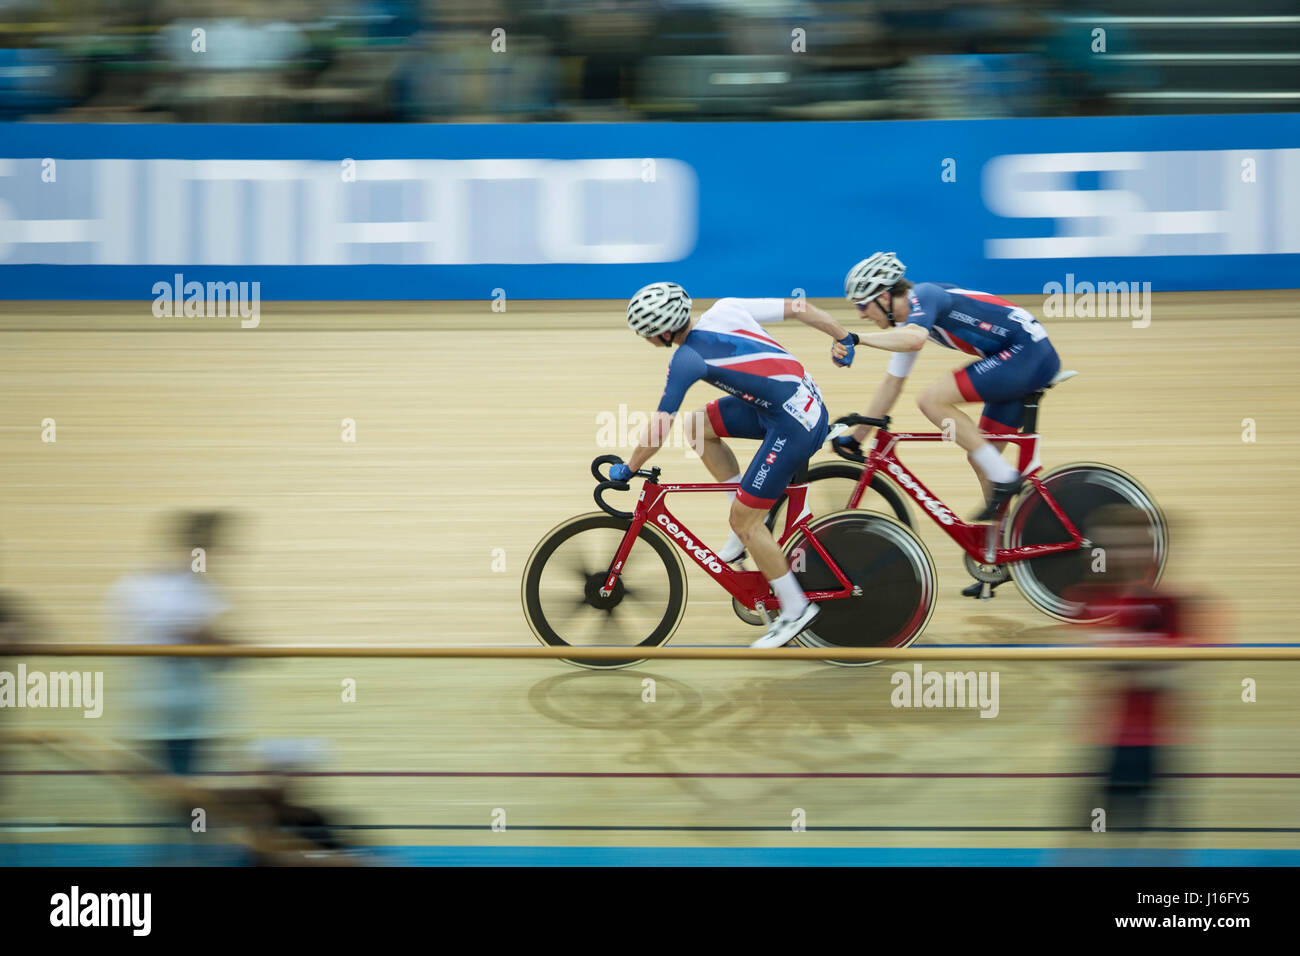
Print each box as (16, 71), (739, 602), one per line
(751, 602), (821, 649)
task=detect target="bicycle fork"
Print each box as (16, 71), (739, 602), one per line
(600, 510), (649, 597)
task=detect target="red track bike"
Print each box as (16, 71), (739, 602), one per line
(522, 433), (939, 669)
(757, 371), (1168, 624)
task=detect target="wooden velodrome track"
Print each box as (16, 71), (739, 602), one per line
(1, 292), (1298, 864)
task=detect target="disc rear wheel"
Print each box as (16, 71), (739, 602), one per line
(1007, 463), (1167, 622)
(783, 510), (937, 666)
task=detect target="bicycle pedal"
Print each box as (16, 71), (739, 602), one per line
(961, 581), (998, 600)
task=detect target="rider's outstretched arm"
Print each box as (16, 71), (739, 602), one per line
(785, 299), (850, 341)
(626, 411), (675, 472)
(858, 324), (928, 352)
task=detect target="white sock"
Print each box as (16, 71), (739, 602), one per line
(971, 444), (1019, 484)
(716, 475), (745, 562)
(770, 570), (809, 621)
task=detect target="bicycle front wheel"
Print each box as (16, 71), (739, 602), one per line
(783, 510), (937, 666)
(522, 513), (688, 669)
(1007, 462), (1168, 622)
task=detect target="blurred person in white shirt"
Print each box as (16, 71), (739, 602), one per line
(105, 511), (232, 778)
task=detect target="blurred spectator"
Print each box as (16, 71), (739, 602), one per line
(1040, 5), (1156, 115)
(548, 0), (657, 115)
(105, 510), (236, 863)
(105, 510), (233, 779)
(153, 1), (313, 121)
(892, 53), (1046, 118)
(394, 0), (558, 121)
(1074, 505), (1195, 838)
(156, 3), (310, 72)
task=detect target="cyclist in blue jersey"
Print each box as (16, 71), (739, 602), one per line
(616, 282), (858, 648)
(832, 253), (1063, 596)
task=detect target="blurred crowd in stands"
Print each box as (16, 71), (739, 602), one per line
(0, 0), (1181, 122)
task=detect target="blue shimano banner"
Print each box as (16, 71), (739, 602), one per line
(1, 114), (1297, 299)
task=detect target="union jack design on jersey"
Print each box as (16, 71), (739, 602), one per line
(655, 298), (815, 416)
(645, 297), (829, 511)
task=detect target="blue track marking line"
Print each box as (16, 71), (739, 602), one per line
(5, 844), (1300, 867)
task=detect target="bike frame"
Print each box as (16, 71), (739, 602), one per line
(851, 428), (1085, 564)
(599, 481), (857, 615)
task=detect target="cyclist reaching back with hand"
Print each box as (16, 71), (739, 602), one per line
(616, 283), (857, 648)
(832, 253), (1063, 596)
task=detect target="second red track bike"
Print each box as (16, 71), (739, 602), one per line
(759, 370), (1168, 624)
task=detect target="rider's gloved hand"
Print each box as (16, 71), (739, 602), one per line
(832, 333), (859, 368)
(831, 435), (865, 463)
(609, 463), (632, 482)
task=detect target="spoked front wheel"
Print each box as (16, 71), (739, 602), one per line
(522, 513), (687, 669)
(1007, 463), (1168, 622)
(783, 510), (937, 666)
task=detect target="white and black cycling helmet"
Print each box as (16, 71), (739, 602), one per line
(627, 281), (692, 339)
(844, 252), (906, 307)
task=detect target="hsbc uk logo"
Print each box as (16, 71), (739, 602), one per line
(950, 310), (1007, 336)
(972, 346), (1018, 374)
(753, 438), (787, 489)
(717, 383), (772, 408)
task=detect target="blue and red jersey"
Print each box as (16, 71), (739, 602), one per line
(656, 298), (813, 417)
(904, 282), (1051, 358)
